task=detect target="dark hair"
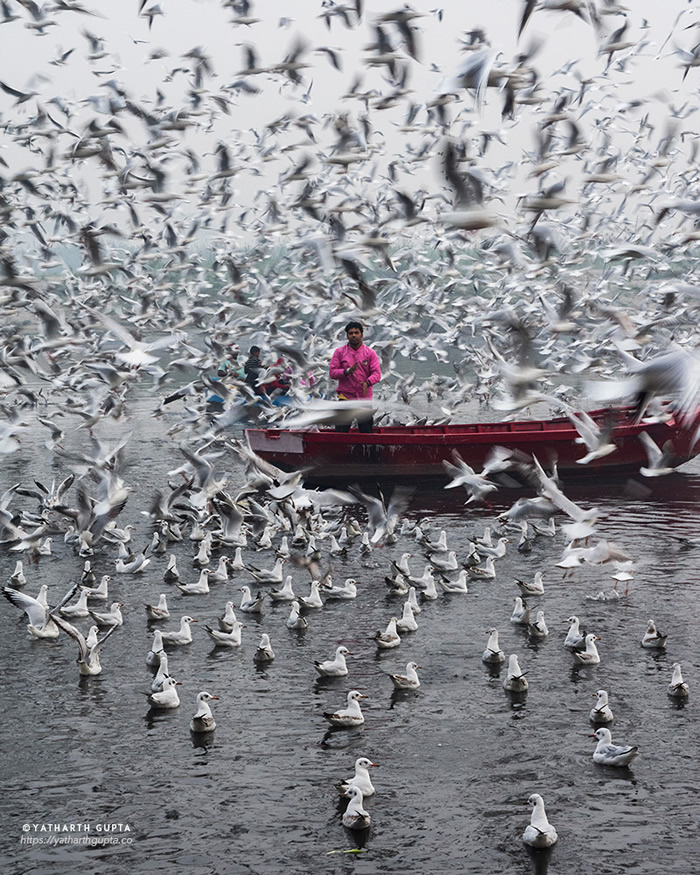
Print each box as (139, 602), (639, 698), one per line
(250, 345), (261, 355)
(345, 321), (363, 334)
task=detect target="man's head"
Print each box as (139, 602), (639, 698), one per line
(250, 345), (260, 356)
(345, 321), (364, 349)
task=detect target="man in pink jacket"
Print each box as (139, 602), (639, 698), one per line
(329, 321), (382, 432)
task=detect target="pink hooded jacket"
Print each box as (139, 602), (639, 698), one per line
(329, 342), (381, 399)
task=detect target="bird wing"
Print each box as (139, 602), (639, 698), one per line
(51, 613), (89, 659)
(3, 586), (47, 627)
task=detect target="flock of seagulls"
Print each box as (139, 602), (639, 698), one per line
(0, 0), (699, 865)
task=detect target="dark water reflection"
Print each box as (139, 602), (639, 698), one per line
(0, 402), (699, 874)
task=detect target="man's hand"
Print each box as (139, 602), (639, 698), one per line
(361, 380), (369, 395)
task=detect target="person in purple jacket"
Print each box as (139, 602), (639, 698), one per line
(329, 321), (382, 432)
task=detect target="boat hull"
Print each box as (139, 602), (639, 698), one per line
(244, 408), (700, 484)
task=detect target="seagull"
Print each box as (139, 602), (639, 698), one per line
(442, 450), (498, 503)
(52, 614), (118, 676)
(268, 575), (297, 602)
(146, 676), (181, 710)
(286, 600), (308, 630)
(568, 408), (617, 465)
(146, 629), (165, 667)
(574, 633), (601, 665)
(323, 689), (367, 727)
(516, 572), (544, 596)
(482, 628), (505, 664)
(247, 557), (285, 585)
(638, 431), (675, 477)
(389, 661), (421, 690)
(208, 556), (230, 583)
(190, 691), (219, 733)
(510, 596), (530, 625)
(341, 785), (371, 831)
(253, 633), (275, 663)
(150, 653), (171, 692)
(407, 586), (421, 615)
(503, 654), (528, 692)
(9, 560), (26, 587)
(176, 569), (211, 595)
(668, 663), (689, 698)
(314, 645), (352, 677)
(114, 551), (151, 574)
(217, 601), (238, 632)
(88, 601), (123, 627)
(163, 554), (180, 583)
(478, 537), (510, 559)
(322, 577), (358, 599)
(238, 585), (264, 613)
(428, 550), (459, 573)
(438, 570), (469, 594)
(395, 600), (419, 633)
(205, 620), (244, 647)
(468, 556), (496, 580)
(374, 616), (401, 649)
(59, 588), (91, 618)
(297, 580), (324, 610)
(590, 689), (614, 724)
(641, 619), (667, 649)
(145, 593), (170, 621)
(339, 757), (378, 798)
(563, 615), (585, 649)
(532, 455), (599, 527)
(161, 615), (197, 645)
(522, 793), (558, 848)
(3, 582), (78, 639)
(590, 727), (639, 767)
(528, 609), (549, 639)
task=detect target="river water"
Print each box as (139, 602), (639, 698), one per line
(1, 394), (699, 875)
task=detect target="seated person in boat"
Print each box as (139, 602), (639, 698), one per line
(266, 356), (293, 398)
(329, 321), (382, 433)
(244, 345), (265, 395)
(217, 346), (243, 381)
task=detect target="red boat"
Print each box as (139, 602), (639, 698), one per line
(244, 406), (700, 484)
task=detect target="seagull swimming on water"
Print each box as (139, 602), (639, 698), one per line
(339, 757), (378, 798)
(190, 691), (218, 733)
(503, 654), (528, 692)
(590, 689), (614, 724)
(668, 663), (689, 698)
(323, 689), (367, 727)
(641, 618), (667, 649)
(341, 785), (371, 831)
(522, 793), (557, 848)
(573, 633), (601, 665)
(389, 661), (421, 690)
(314, 645), (352, 677)
(590, 727), (639, 767)
(482, 628), (505, 664)
(146, 676), (181, 710)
